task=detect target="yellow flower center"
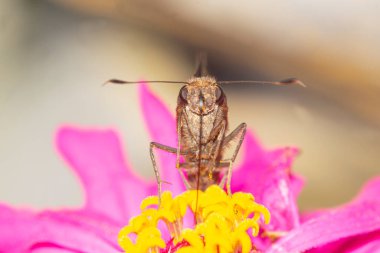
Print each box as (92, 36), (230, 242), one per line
(118, 185), (270, 253)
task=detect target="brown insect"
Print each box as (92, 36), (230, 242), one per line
(106, 55), (304, 205)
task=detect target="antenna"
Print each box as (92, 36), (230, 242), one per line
(218, 78), (306, 87)
(103, 79), (189, 86)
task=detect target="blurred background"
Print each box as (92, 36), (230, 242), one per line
(1, 0), (380, 211)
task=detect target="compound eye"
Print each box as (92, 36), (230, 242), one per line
(180, 86), (188, 101)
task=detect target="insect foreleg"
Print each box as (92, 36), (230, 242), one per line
(150, 142), (192, 204)
(222, 123), (247, 162)
(176, 115), (182, 169)
(208, 120), (227, 178)
(218, 160), (233, 195)
(218, 123), (247, 195)
(149, 142), (165, 205)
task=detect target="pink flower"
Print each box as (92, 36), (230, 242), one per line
(1, 83), (380, 252)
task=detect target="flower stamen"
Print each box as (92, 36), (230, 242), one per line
(118, 185), (270, 253)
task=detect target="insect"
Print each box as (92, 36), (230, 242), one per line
(106, 55), (304, 206)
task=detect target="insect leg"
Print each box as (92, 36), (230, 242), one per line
(176, 115), (182, 169)
(177, 166), (192, 189)
(218, 123), (247, 195)
(218, 164), (228, 190)
(217, 161), (232, 194)
(208, 121), (227, 179)
(151, 142), (178, 153)
(222, 123), (247, 163)
(150, 142), (192, 203)
(150, 142), (179, 205)
(149, 142), (164, 205)
(226, 160), (234, 196)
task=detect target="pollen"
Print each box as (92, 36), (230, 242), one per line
(118, 185), (270, 253)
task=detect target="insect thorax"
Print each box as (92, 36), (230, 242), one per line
(176, 75), (229, 190)
(179, 103), (227, 190)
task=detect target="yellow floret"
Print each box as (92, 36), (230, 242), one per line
(118, 184), (271, 253)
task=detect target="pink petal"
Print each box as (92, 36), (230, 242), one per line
(38, 210), (121, 247)
(347, 231), (380, 253)
(139, 83), (185, 195)
(351, 177), (380, 204)
(29, 211), (120, 253)
(289, 173), (305, 199)
(268, 177), (380, 253)
(304, 177), (380, 222)
(232, 131), (302, 232)
(0, 204), (37, 252)
(306, 230), (380, 253)
(31, 246), (75, 253)
(0, 204), (121, 253)
(56, 126), (155, 223)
